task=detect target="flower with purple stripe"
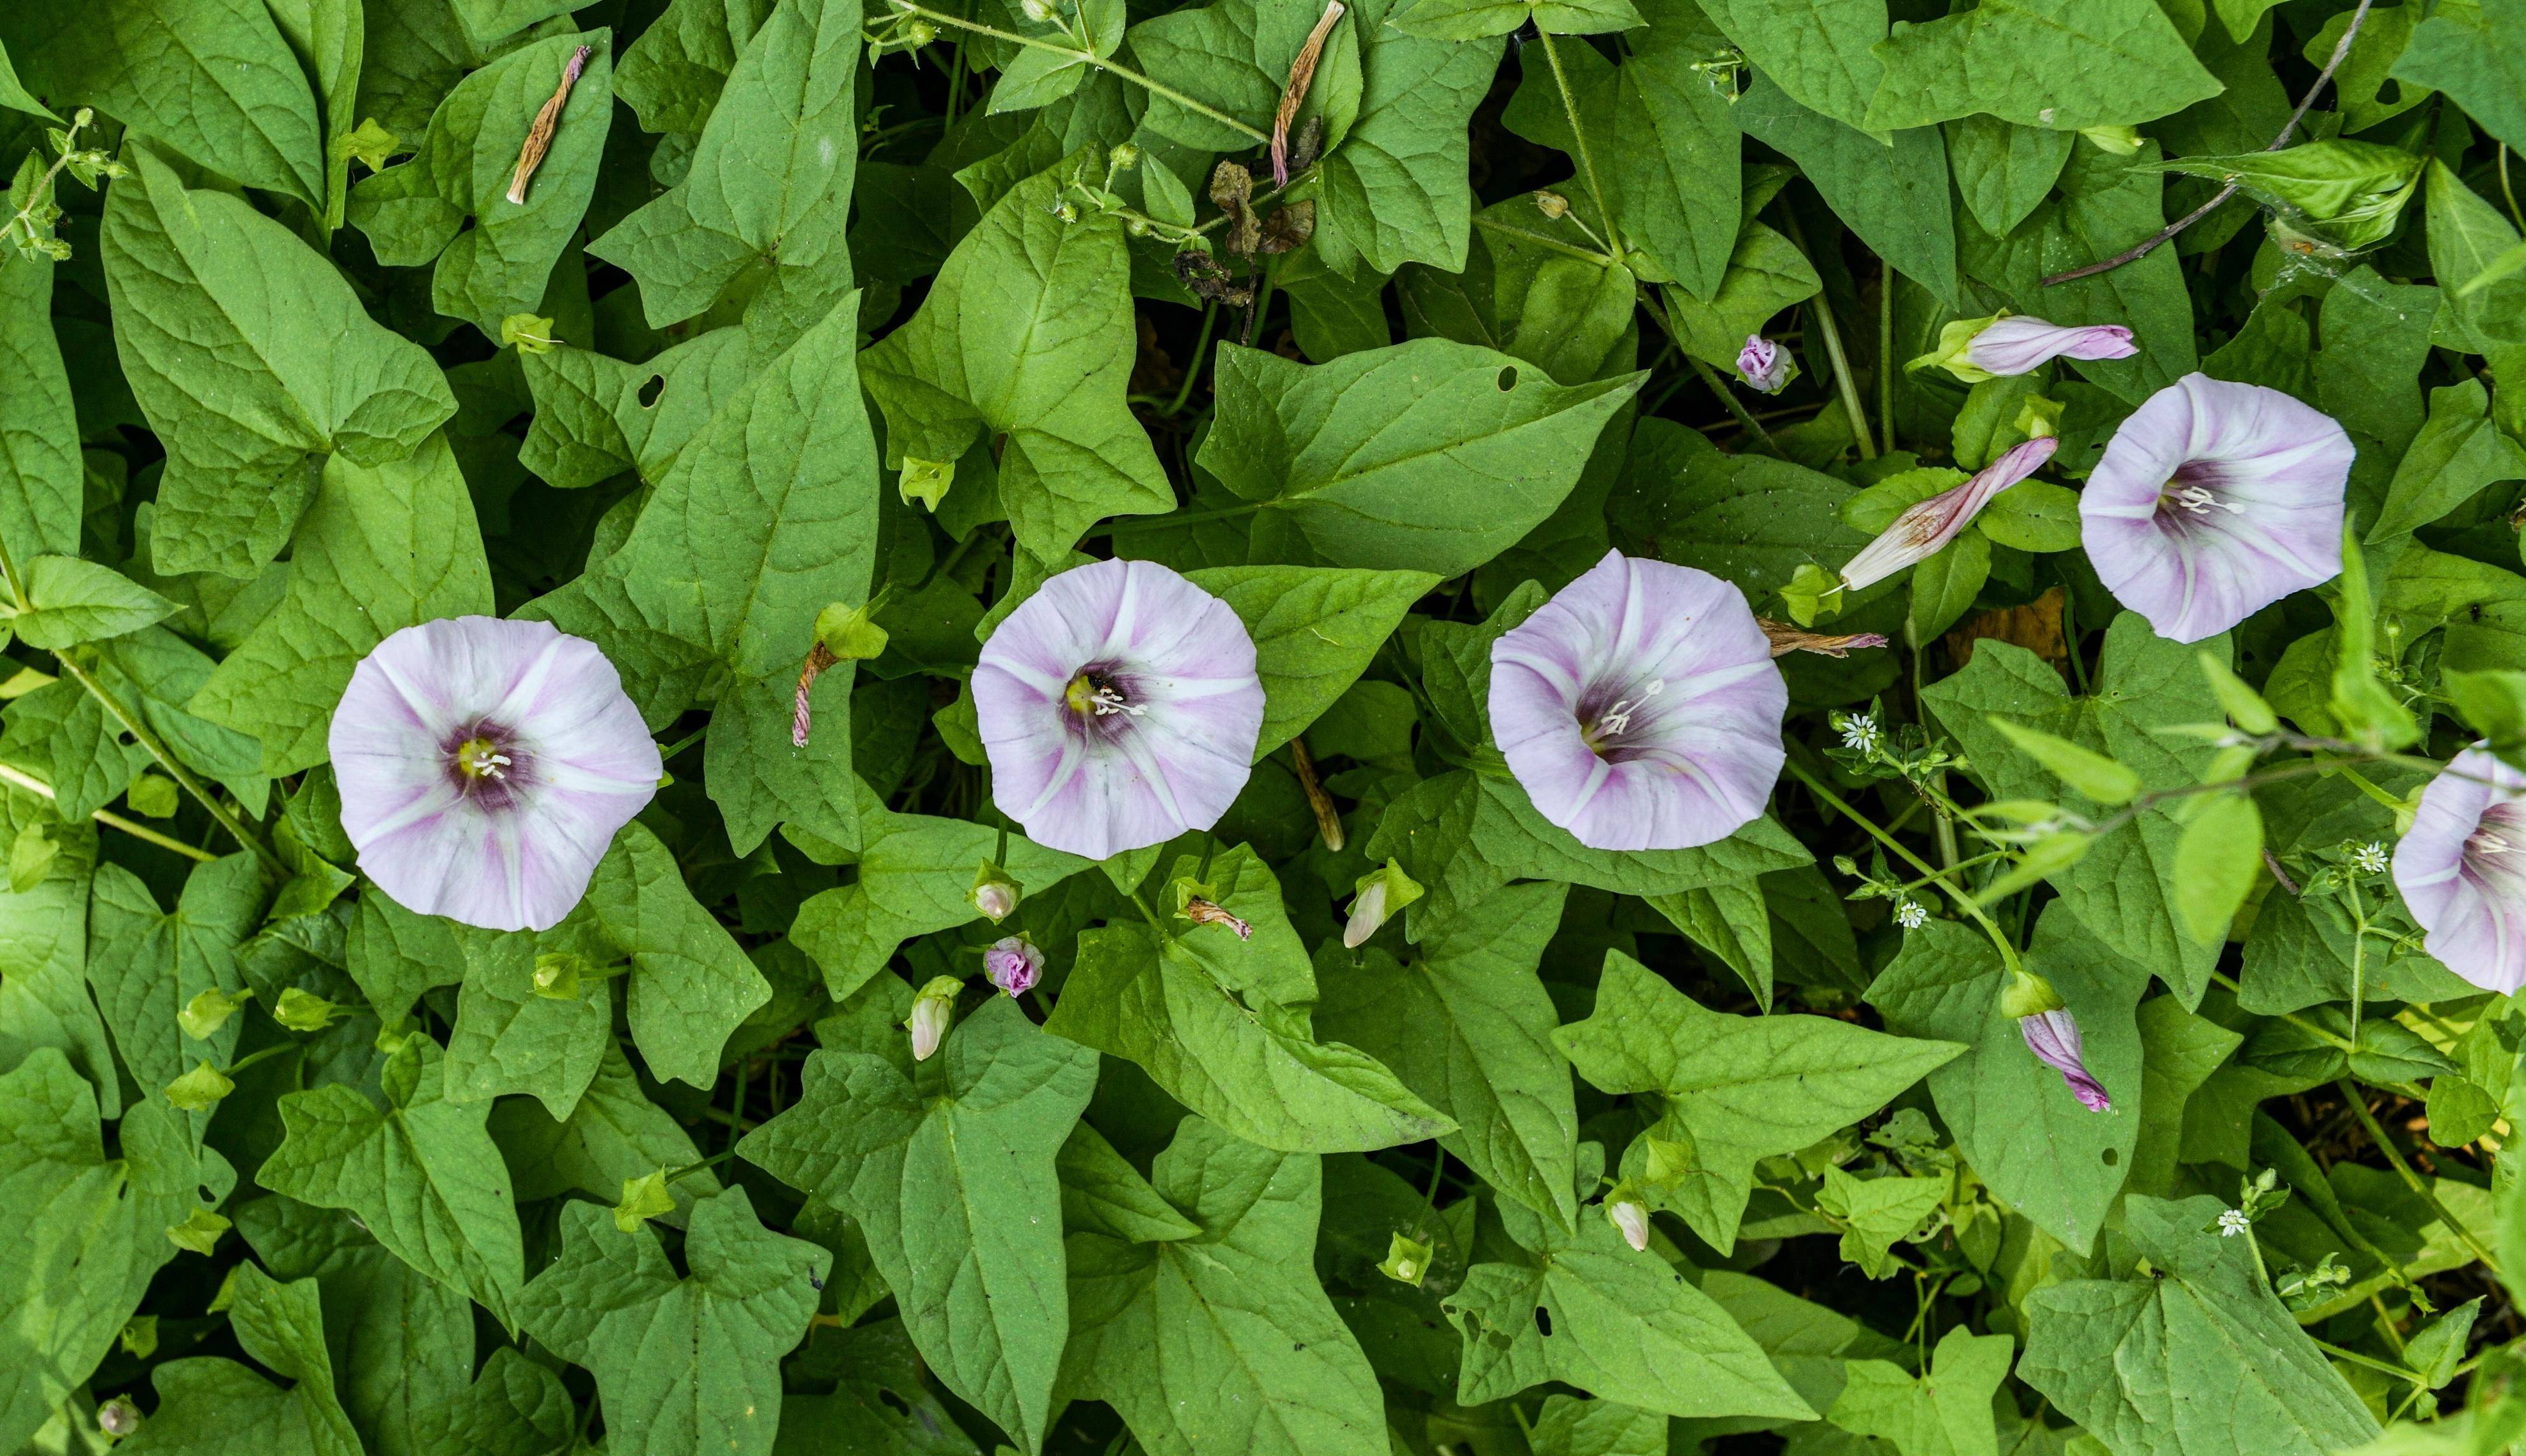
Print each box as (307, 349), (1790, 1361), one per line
(974, 558), (1264, 861)
(329, 617), (661, 932)
(1910, 313), (2137, 382)
(1840, 437), (2058, 592)
(2079, 373), (2353, 643)
(2018, 1009), (2113, 1113)
(1489, 550), (1786, 852)
(2392, 746), (2526, 994)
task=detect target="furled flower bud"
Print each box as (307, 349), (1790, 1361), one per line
(1533, 189), (1570, 220)
(1109, 142), (1142, 172)
(1379, 1230), (1433, 1287)
(907, 975), (961, 1061)
(1998, 966), (2063, 1019)
(614, 1169), (676, 1232)
(1605, 1186), (1651, 1252)
(1758, 619), (1890, 659)
(2017, 1006), (2111, 1112)
(984, 935), (1044, 997)
(971, 860), (1020, 923)
(1735, 334), (1795, 394)
(1838, 437), (2058, 591)
(1020, 0), (1054, 20)
(904, 17), (938, 44)
(1907, 312), (2137, 383)
(1342, 859), (1424, 949)
(500, 313), (558, 353)
(2079, 124), (2142, 155)
(98, 1397), (142, 1439)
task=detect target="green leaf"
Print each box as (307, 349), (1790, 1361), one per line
(1553, 952), (1963, 1253)
(615, 0), (775, 139)
(1124, 0), (1360, 151)
(1975, 481), (2083, 553)
(584, 821), (772, 1088)
(741, 996), (1094, 1453)
(1651, 222), (1823, 367)
(222, 1264), (364, 1455)
(1314, 880), (1581, 1230)
(0, 250), (81, 563)
(1816, 1166), (1949, 1276)
(589, 0), (860, 325)
(1905, 528), (1990, 646)
(1179, 565), (1435, 759)
(2154, 140), (2422, 251)
(1866, 911), (2139, 1255)
(1616, 422), (1866, 601)
(1695, 0), (1887, 132)
(2171, 792), (2262, 946)
(85, 855), (266, 1107)
(2369, 380), (2526, 542)
(1, 0), (325, 206)
(187, 435), (494, 774)
(1498, 24), (1740, 297)
(0, 786), (117, 1112)
(345, 890), (470, 1025)
(101, 145), (457, 578)
(1923, 613), (2232, 1005)
(1198, 339), (1642, 578)
(1646, 873), (1775, 1009)
(1393, 0), (1639, 38)
(1527, 1397), (1667, 1456)
(446, 926), (613, 1119)
(1864, 0), (2221, 132)
(6, 555), (175, 649)
(787, 785), (1090, 999)
(1059, 1116), (1394, 1456)
(1946, 115), (2072, 238)
(257, 1036), (526, 1325)
(1046, 920), (1455, 1153)
(2018, 1195), (2383, 1456)
(0, 1051), (231, 1452)
(1827, 1327), (2014, 1456)
(1988, 718), (2140, 804)
(1736, 78), (1956, 307)
(861, 163), (1172, 561)
(349, 31), (615, 337)
(1440, 1162), (1815, 1419)
(2425, 160), (2526, 353)
(2390, 0), (2526, 155)
(515, 1188), (827, 1456)
(489, 1037), (721, 1225)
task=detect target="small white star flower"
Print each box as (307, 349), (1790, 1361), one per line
(2216, 1208), (2251, 1237)
(1838, 713), (1881, 755)
(2351, 841), (2388, 874)
(1895, 900), (1928, 930)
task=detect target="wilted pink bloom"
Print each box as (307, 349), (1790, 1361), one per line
(1735, 335), (1793, 394)
(973, 559), (1264, 860)
(2079, 373), (2352, 643)
(1839, 437), (2058, 591)
(329, 618), (661, 932)
(1975, 317), (2137, 377)
(983, 936), (1044, 997)
(1489, 551), (1786, 852)
(2393, 746), (2526, 994)
(2018, 1009), (2111, 1112)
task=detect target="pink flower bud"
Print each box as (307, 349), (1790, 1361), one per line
(2018, 1008), (2111, 1112)
(99, 1397), (142, 1439)
(1839, 437), (2058, 592)
(1735, 334), (1794, 394)
(1607, 1195), (1651, 1252)
(907, 976), (960, 1061)
(983, 936), (1044, 997)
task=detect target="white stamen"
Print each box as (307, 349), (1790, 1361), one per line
(2164, 483), (2244, 516)
(1089, 685), (1144, 717)
(2471, 829), (2512, 856)
(1595, 679), (1664, 737)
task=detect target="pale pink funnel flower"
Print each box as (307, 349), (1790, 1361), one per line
(2392, 746), (2526, 994)
(2079, 373), (2353, 644)
(1489, 551), (1786, 852)
(974, 558), (1264, 861)
(1736, 335), (1792, 394)
(2018, 1010), (2112, 1112)
(1841, 437), (2058, 591)
(1969, 317), (2136, 375)
(329, 618), (661, 932)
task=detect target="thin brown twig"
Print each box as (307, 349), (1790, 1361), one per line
(2042, 0), (2374, 287)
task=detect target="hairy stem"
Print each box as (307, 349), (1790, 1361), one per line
(889, 0), (1272, 143)
(0, 760), (217, 862)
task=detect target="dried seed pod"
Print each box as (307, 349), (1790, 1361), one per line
(1272, 1), (1347, 186)
(1256, 199), (1314, 255)
(1209, 160), (1261, 257)
(507, 45), (592, 205)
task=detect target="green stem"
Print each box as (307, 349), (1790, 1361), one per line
(0, 760), (217, 862)
(1472, 215), (1614, 266)
(2308, 1336), (2424, 1385)
(1779, 215), (1876, 458)
(1787, 759), (2019, 971)
(50, 654), (283, 876)
(1165, 303), (1220, 415)
(2336, 1080), (2504, 1278)
(2207, 971), (2356, 1053)
(1878, 266), (1897, 454)
(1684, 352), (1783, 455)
(1095, 499), (1264, 536)
(1534, 32), (1618, 254)
(891, 1), (1270, 143)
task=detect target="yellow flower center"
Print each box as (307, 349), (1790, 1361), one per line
(454, 736), (512, 780)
